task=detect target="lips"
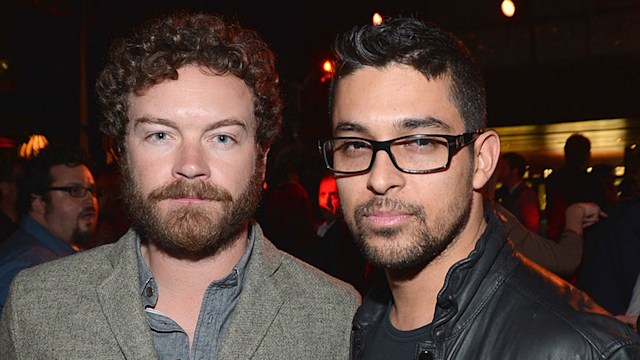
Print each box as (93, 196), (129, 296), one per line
(354, 196), (422, 228)
(79, 208), (97, 220)
(363, 209), (412, 227)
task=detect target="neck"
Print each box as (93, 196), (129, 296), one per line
(141, 226), (249, 345)
(29, 211), (71, 244)
(386, 195), (486, 331)
(141, 227), (249, 294)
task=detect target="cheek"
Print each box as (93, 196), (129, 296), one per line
(213, 153), (258, 192)
(126, 151), (165, 193)
(336, 179), (359, 212)
(53, 200), (80, 222)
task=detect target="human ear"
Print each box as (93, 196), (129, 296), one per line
(472, 130), (501, 190)
(31, 194), (46, 216)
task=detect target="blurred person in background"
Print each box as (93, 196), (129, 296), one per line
(0, 145), (98, 311)
(312, 173), (369, 294)
(495, 152), (540, 232)
(545, 134), (604, 240)
(257, 144), (318, 263)
(0, 155), (21, 241)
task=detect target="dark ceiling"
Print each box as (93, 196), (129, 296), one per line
(1, 0), (639, 153)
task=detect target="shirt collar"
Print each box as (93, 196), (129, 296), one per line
(136, 224), (256, 307)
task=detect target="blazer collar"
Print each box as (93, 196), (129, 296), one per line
(95, 223), (286, 359)
(217, 222), (286, 359)
(97, 229), (159, 359)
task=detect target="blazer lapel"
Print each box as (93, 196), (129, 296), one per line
(217, 224), (285, 359)
(97, 231), (158, 360)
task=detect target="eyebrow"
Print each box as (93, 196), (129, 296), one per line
(334, 116), (452, 136)
(334, 121), (367, 135)
(132, 117), (248, 132)
(396, 117), (451, 132)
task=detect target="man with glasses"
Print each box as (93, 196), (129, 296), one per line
(0, 145), (98, 312)
(321, 17), (640, 359)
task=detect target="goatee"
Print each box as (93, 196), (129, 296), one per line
(349, 189), (472, 275)
(121, 159), (264, 260)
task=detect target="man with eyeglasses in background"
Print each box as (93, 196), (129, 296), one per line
(0, 145), (98, 312)
(320, 17), (640, 359)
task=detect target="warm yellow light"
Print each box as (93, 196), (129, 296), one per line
(373, 13), (383, 26)
(501, 0), (516, 17)
(19, 134), (49, 159)
(615, 166), (626, 177)
(322, 60), (333, 73)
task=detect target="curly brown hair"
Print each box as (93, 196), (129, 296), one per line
(96, 12), (282, 151)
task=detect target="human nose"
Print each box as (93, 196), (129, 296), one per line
(326, 196), (335, 211)
(366, 150), (405, 195)
(173, 141), (211, 180)
(81, 188), (99, 208)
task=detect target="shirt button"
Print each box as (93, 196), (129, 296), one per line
(146, 286), (153, 297)
(418, 350), (434, 360)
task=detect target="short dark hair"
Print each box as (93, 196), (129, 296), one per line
(564, 134), (591, 167)
(96, 12), (283, 152)
(329, 17), (486, 132)
(17, 145), (92, 214)
(503, 152), (527, 177)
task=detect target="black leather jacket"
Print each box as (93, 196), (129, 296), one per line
(350, 211), (640, 360)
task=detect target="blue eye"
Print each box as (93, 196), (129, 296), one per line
(216, 135), (230, 143)
(150, 132), (168, 142)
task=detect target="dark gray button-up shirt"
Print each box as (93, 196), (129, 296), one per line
(136, 235), (254, 360)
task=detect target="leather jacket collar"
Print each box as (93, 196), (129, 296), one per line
(351, 209), (511, 359)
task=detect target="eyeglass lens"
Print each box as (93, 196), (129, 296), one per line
(326, 136), (450, 173)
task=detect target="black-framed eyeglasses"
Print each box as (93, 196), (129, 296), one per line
(318, 131), (482, 174)
(46, 185), (98, 198)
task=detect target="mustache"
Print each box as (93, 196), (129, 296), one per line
(147, 179), (233, 203)
(355, 197), (423, 217)
(79, 206), (97, 217)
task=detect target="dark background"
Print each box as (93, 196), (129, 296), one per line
(1, 0), (639, 166)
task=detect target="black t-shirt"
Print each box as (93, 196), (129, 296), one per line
(362, 302), (433, 360)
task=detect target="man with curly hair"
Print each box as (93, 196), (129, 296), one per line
(0, 12), (359, 359)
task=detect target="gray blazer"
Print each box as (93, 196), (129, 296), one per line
(0, 223), (360, 359)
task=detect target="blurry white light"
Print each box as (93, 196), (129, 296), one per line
(373, 13), (383, 25)
(501, 0), (516, 17)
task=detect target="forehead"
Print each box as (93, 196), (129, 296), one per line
(49, 164), (93, 184)
(332, 64), (464, 136)
(127, 66), (255, 131)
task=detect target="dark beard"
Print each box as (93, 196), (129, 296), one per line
(349, 188), (472, 275)
(120, 157), (264, 260)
